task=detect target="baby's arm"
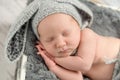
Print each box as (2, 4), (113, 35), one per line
(54, 28), (98, 73)
(37, 46), (83, 80)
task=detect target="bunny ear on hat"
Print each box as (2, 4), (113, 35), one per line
(4, 0), (40, 62)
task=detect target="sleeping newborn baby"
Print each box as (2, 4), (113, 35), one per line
(5, 0), (120, 80)
(36, 13), (120, 80)
(32, 1), (120, 80)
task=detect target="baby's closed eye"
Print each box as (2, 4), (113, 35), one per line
(62, 30), (71, 37)
(45, 37), (55, 42)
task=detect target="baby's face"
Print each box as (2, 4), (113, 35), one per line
(38, 13), (81, 58)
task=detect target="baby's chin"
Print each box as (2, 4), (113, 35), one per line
(54, 52), (73, 58)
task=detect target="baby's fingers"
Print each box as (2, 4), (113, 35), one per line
(36, 45), (41, 52)
(38, 52), (56, 69)
(38, 52), (49, 62)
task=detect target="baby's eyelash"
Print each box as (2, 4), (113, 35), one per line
(46, 37), (54, 42)
(63, 31), (70, 36)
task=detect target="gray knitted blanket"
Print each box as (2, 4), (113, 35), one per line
(5, 0), (120, 80)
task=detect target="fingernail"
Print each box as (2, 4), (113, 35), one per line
(37, 52), (40, 54)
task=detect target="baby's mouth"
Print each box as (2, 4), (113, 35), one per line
(58, 49), (72, 54)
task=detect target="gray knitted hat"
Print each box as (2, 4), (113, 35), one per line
(32, 0), (93, 39)
(5, 0), (93, 62)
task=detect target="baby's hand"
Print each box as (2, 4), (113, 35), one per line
(36, 44), (83, 80)
(36, 44), (56, 70)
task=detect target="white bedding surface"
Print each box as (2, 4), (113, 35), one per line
(0, 0), (26, 80)
(89, 0), (120, 11)
(90, 0), (120, 7)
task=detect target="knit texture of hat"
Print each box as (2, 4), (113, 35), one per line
(32, 0), (93, 39)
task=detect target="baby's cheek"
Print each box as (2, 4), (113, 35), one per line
(47, 49), (55, 56)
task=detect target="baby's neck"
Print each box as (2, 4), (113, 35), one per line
(70, 49), (77, 56)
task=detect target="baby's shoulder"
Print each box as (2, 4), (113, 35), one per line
(81, 28), (98, 40)
(82, 28), (96, 35)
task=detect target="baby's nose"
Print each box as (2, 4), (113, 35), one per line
(56, 38), (66, 48)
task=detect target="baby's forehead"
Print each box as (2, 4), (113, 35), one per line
(38, 14), (80, 35)
(38, 13), (79, 25)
